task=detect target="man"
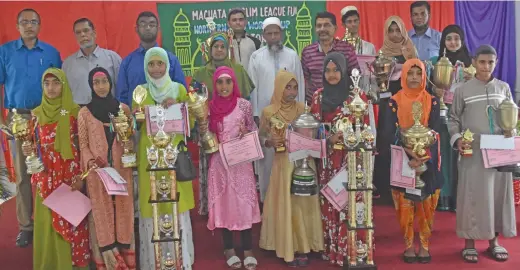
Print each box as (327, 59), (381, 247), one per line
(301, 11), (359, 103)
(340, 6), (376, 56)
(63, 18), (122, 106)
(248, 17), (304, 202)
(448, 45), (516, 263)
(408, 1), (441, 61)
(0, 8), (61, 247)
(116, 11), (186, 106)
(227, 8), (261, 71)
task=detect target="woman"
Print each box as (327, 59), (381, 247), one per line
(206, 66), (260, 270)
(374, 16), (418, 204)
(429, 25), (472, 211)
(193, 32), (254, 216)
(78, 67), (135, 269)
(309, 52), (370, 267)
(29, 68), (90, 270)
(388, 59), (441, 263)
(259, 70), (323, 266)
(134, 47), (195, 270)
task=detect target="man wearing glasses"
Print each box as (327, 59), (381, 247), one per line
(116, 11), (186, 107)
(0, 8), (62, 248)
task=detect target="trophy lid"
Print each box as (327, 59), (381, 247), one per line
(292, 103), (320, 129)
(436, 48), (453, 68)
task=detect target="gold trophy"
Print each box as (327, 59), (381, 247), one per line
(187, 84), (219, 154)
(490, 92), (519, 172)
(133, 85), (148, 121)
(369, 50), (395, 93)
(110, 104), (137, 168)
(460, 129), (474, 157)
(433, 49), (454, 121)
(400, 102), (437, 189)
(343, 28), (361, 52)
(9, 109), (44, 174)
(270, 116), (287, 152)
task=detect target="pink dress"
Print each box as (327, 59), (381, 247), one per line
(207, 98), (261, 231)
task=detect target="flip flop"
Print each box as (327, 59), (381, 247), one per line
(461, 248), (478, 263)
(486, 246), (508, 262)
(244, 256), (258, 270)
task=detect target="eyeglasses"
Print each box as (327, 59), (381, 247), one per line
(18, 20), (40, 26)
(138, 22), (157, 29)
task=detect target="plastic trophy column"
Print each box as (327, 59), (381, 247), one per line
(342, 69), (377, 270)
(146, 105), (183, 270)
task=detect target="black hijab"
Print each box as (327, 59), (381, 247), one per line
(438, 25), (472, 67)
(87, 67), (120, 123)
(321, 52), (352, 113)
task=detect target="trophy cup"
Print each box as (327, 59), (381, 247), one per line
(110, 104), (137, 168)
(460, 129), (474, 157)
(356, 240), (369, 264)
(163, 252), (175, 270)
(9, 109), (44, 174)
(187, 84), (219, 154)
(490, 93), (520, 172)
(369, 50), (395, 93)
(290, 104), (321, 196)
(432, 49), (454, 123)
(270, 116), (287, 153)
(343, 28), (360, 52)
(400, 102), (437, 189)
(133, 85), (148, 121)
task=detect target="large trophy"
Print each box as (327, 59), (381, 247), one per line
(490, 92), (520, 172)
(146, 105), (183, 270)
(290, 104), (321, 196)
(9, 109), (44, 174)
(432, 49), (454, 122)
(270, 115), (287, 152)
(369, 51), (395, 93)
(341, 69), (376, 270)
(187, 84), (219, 153)
(133, 85), (148, 121)
(400, 102), (437, 189)
(110, 104), (137, 168)
(343, 28), (361, 53)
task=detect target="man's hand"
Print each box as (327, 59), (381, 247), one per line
(456, 138), (471, 153)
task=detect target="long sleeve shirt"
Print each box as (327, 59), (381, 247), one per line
(408, 27), (441, 61)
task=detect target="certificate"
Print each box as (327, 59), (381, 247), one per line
(145, 103), (190, 137)
(320, 167), (348, 212)
(287, 130), (326, 158)
(219, 131), (264, 169)
(390, 145), (416, 189)
(356, 55), (376, 76)
(43, 184), (91, 227)
(95, 168), (128, 196)
(482, 137), (520, 168)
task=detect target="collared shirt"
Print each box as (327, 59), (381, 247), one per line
(231, 33), (261, 70)
(301, 39), (360, 103)
(63, 46), (122, 104)
(359, 40), (377, 56)
(408, 27), (442, 61)
(0, 38), (61, 109)
(115, 43), (186, 107)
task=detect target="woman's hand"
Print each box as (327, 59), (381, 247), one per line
(265, 136), (284, 148)
(122, 140), (133, 151)
(199, 124), (208, 134)
(70, 175), (84, 191)
(434, 87), (445, 99)
(328, 132), (343, 145)
(408, 158), (427, 169)
(161, 98), (177, 108)
(21, 144), (34, 156)
(238, 125), (248, 139)
(87, 159), (99, 170)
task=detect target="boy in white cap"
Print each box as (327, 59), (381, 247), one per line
(340, 6), (376, 55)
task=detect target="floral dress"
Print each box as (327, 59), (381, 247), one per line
(32, 117), (90, 268)
(310, 89), (370, 267)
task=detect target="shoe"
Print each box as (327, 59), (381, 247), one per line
(16, 230), (33, 248)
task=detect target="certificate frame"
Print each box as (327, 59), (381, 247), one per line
(219, 131), (264, 168)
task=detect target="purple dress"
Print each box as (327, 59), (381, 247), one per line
(207, 98), (261, 231)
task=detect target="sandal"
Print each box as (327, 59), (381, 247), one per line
(461, 248), (478, 263)
(402, 252), (416, 264)
(287, 260), (298, 267)
(417, 252), (431, 264)
(224, 249), (241, 269)
(297, 254), (309, 267)
(486, 246), (509, 262)
(244, 256), (258, 270)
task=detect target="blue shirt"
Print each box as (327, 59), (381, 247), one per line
(116, 44), (186, 106)
(0, 38), (62, 109)
(408, 27), (442, 61)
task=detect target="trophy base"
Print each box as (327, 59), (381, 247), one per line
(461, 149), (473, 157)
(275, 145), (286, 153)
(149, 192), (180, 203)
(152, 232), (182, 243)
(344, 263), (377, 270)
(122, 153), (137, 168)
(135, 112), (145, 121)
(147, 166), (176, 172)
(26, 157), (44, 175)
(333, 144), (344, 150)
(346, 224), (375, 230)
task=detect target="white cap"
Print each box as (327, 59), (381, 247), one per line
(262, 17), (281, 31)
(341, 6), (358, 16)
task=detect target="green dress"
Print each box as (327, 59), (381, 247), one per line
(134, 84), (195, 218)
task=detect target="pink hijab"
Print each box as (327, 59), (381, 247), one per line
(209, 66), (241, 134)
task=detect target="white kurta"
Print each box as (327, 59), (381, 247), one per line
(248, 46), (305, 202)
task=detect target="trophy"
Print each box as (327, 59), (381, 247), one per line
(160, 214), (174, 238)
(432, 49), (454, 122)
(343, 28), (360, 52)
(400, 102), (437, 189)
(9, 110), (44, 174)
(110, 104), (137, 168)
(187, 84), (219, 153)
(490, 93), (519, 172)
(133, 85), (148, 121)
(270, 115), (287, 153)
(290, 104), (321, 196)
(464, 65), (476, 77)
(369, 50), (395, 93)
(356, 240), (369, 264)
(163, 252), (175, 270)
(460, 129), (474, 157)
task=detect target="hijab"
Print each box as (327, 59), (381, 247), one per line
(438, 24), (472, 67)
(204, 32), (231, 64)
(381, 16), (417, 59)
(86, 67), (120, 124)
(264, 70), (304, 123)
(391, 59), (432, 129)
(144, 47), (180, 103)
(209, 66), (241, 134)
(33, 68), (80, 160)
(321, 52), (351, 113)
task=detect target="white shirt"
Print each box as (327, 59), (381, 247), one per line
(358, 39), (377, 56)
(248, 46), (305, 117)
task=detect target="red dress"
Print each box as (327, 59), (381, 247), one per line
(310, 89), (370, 267)
(32, 117), (90, 267)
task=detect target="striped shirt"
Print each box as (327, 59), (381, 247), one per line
(301, 39), (360, 103)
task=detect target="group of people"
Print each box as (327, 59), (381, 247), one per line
(0, 1), (517, 270)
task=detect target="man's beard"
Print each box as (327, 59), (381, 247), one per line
(413, 21), (429, 32)
(80, 40), (95, 49)
(268, 42), (283, 52)
(140, 33), (157, 43)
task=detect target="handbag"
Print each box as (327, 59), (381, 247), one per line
(175, 141), (197, 181)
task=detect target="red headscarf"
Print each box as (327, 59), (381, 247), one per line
(209, 66), (241, 134)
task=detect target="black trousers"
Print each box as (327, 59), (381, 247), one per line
(222, 228), (252, 250)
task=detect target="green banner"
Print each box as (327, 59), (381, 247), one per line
(157, 1), (325, 77)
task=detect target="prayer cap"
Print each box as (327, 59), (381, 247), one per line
(341, 6), (358, 16)
(262, 17), (281, 31)
(474, 44), (497, 58)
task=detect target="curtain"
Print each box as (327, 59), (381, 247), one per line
(455, 1), (516, 97)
